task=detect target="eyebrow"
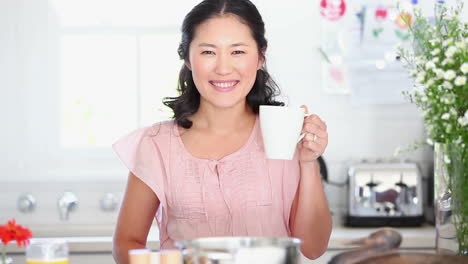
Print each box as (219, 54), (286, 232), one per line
(197, 42), (249, 48)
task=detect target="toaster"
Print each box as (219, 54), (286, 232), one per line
(345, 162), (425, 227)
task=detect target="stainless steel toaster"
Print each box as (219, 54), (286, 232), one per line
(345, 162), (425, 227)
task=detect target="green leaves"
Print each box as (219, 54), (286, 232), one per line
(398, 0), (468, 147)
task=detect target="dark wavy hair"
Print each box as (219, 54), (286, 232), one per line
(163, 0), (284, 129)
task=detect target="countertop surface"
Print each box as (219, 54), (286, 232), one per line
(6, 224), (436, 253)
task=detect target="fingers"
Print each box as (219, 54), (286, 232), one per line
(301, 140), (322, 158)
(304, 114), (326, 129)
(300, 113), (328, 158)
(300, 105), (309, 115)
(302, 136), (323, 151)
(302, 122), (328, 138)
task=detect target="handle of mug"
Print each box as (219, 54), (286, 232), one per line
(297, 113), (312, 143)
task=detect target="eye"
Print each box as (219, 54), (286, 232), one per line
(201, 50), (215, 55)
(232, 50), (245, 55)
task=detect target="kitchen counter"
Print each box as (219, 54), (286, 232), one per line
(6, 225), (435, 253)
(327, 225), (436, 249)
(5, 226), (161, 253)
(308, 225), (436, 264)
(6, 225), (436, 264)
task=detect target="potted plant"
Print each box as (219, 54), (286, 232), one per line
(396, 1), (467, 256)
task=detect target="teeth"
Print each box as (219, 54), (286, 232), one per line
(212, 82), (237, 88)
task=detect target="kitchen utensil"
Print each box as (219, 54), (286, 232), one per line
(345, 162), (425, 227)
(176, 236), (301, 264)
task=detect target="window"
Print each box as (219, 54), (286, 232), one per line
(54, 1), (191, 148)
(1, 1), (198, 181)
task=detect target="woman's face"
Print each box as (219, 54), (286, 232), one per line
(186, 14), (264, 110)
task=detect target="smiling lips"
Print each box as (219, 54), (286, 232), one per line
(210, 80), (239, 92)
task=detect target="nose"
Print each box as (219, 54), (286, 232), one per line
(215, 53), (233, 75)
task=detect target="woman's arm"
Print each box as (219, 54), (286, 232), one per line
(113, 172), (160, 264)
(289, 159), (332, 260)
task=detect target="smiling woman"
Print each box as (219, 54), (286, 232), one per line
(112, 0), (332, 263)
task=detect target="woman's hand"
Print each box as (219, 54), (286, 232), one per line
(298, 105), (328, 163)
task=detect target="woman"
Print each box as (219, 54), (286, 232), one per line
(112, 0), (331, 263)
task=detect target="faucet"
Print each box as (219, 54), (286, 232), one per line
(58, 192), (78, 221)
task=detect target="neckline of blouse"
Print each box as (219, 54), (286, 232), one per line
(172, 115), (259, 163)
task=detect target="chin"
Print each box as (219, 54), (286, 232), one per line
(209, 98), (247, 109)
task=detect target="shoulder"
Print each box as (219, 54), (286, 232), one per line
(113, 119), (176, 149)
(147, 119), (176, 137)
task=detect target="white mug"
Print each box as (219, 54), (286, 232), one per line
(259, 105), (307, 160)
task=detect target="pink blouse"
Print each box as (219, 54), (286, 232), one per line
(113, 116), (301, 249)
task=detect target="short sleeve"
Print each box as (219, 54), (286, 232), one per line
(112, 125), (167, 215)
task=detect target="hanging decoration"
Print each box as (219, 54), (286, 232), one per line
(372, 6), (388, 38)
(320, 0), (347, 21)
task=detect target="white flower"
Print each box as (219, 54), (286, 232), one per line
(429, 39), (439, 46)
(415, 76), (425, 84)
(450, 107), (457, 116)
(445, 124), (452, 133)
(431, 48), (440, 56)
(425, 61), (436, 70)
(455, 137), (463, 144)
(454, 76), (466, 86)
(442, 81), (453, 89)
(423, 111), (429, 119)
(432, 57), (440, 63)
(441, 95), (455, 104)
(414, 84), (427, 92)
(410, 70), (418, 77)
(456, 41), (465, 49)
(427, 138), (434, 146)
(445, 46), (457, 57)
(415, 56), (425, 66)
(444, 154), (451, 164)
(415, 75), (425, 84)
(441, 113), (450, 120)
(421, 95), (428, 102)
(443, 38), (454, 47)
(459, 116), (467, 126)
(440, 96), (450, 104)
(459, 110), (468, 126)
(417, 71), (426, 79)
(434, 69), (445, 79)
(442, 58), (454, 66)
(444, 70), (456, 80)
(426, 79), (435, 86)
(461, 62), (468, 74)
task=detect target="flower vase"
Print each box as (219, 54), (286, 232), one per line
(434, 142), (468, 256)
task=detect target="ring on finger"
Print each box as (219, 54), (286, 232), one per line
(313, 134), (318, 142)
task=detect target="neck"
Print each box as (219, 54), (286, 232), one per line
(189, 100), (256, 134)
